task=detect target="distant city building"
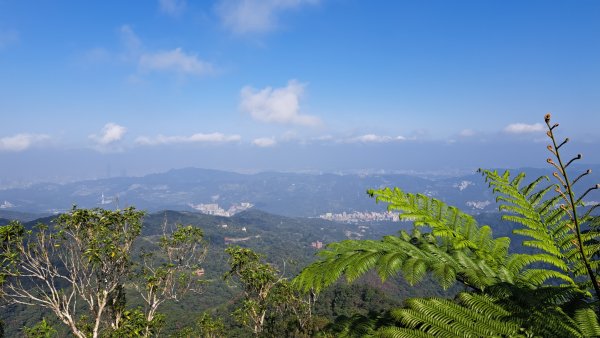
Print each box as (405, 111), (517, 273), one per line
(466, 200), (491, 210)
(100, 193), (112, 205)
(318, 210), (401, 223)
(0, 201), (14, 209)
(189, 202), (254, 217)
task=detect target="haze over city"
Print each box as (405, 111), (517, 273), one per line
(1, 0), (599, 185)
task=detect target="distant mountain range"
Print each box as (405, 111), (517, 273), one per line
(0, 164), (598, 217)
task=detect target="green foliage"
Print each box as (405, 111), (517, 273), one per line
(54, 206), (144, 269)
(135, 220), (207, 329)
(294, 115), (600, 337)
(313, 281), (402, 320)
(0, 207), (209, 338)
(224, 245), (316, 336)
(0, 208), (358, 336)
(0, 221), (25, 286)
(224, 246), (282, 335)
(324, 313), (379, 337)
(575, 308), (600, 338)
(23, 318), (57, 338)
(386, 293), (522, 338)
(0, 207), (146, 338)
(106, 308), (164, 338)
(479, 169), (576, 286)
(195, 312), (226, 338)
(294, 190), (514, 293)
(172, 312), (226, 338)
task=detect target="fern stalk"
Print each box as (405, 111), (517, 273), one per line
(545, 113), (600, 308)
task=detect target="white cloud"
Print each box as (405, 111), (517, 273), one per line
(216, 0), (319, 34)
(159, 0), (186, 16)
(136, 132), (241, 145)
(85, 26), (214, 81)
(139, 48), (213, 76)
(0, 29), (19, 49)
(347, 134), (407, 143)
(89, 123), (127, 145)
(458, 129), (475, 137)
(503, 123), (545, 134)
(119, 25), (142, 57)
(240, 80), (321, 127)
(0, 134), (49, 152)
(252, 137), (277, 147)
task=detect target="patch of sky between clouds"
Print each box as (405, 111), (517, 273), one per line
(0, 29), (19, 49)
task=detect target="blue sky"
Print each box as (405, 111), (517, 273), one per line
(0, 0), (599, 183)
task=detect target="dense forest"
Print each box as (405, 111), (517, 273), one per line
(1, 115), (600, 337)
(0, 208), (457, 336)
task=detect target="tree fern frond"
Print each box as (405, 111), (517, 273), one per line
(518, 268), (574, 286)
(394, 307), (465, 337)
(499, 204), (543, 222)
(574, 308), (600, 337)
(296, 188), (516, 293)
(527, 181), (554, 206)
(375, 251), (406, 281)
(520, 239), (562, 256)
(501, 214), (543, 231)
(343, 250), (384, 282)
(507, 253), (569, 275)
(523, 307), (583, 338)
(325, 313), (380, 338)
(522, 173), (546, 193)
(512, 227), (558, 248)
(431, 262), (457, 290)
(457, 292), (511, 318)
(400, 257), (428, 285)
(572, 259), (600, 277)
(375, 326), (436, 338)
(389, 294), (523, 337)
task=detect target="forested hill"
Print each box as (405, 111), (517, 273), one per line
(1, 208), (410, 336)
(0, 206), (523, 336)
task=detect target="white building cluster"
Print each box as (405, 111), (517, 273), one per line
(189, 202), (253, 217)
(0, 200), (14, 209)
(319, 210), (400, 223)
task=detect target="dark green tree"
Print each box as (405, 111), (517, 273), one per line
(224, 246), (282, 335)
(0, 207), (144, 338)
(0, 208), (207, 338)
(23, 318), (57, 338)
(224, 246), (315, 336)
(171, 311), (226, 338)
(134, 217), (207, 337)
